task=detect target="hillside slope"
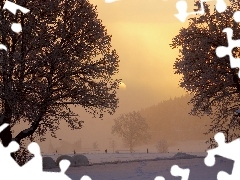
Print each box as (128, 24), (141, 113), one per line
(140, 94), (211, 143)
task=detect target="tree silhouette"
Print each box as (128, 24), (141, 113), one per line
(73, 139), (82, 153)
(170, 0), (240, 147)
(112, 111), (150, 152)
(92, 141), (98, 151)
(156, 140), (168, 153)
(0, 0), (120, 164)
(109, 139), (116, 153)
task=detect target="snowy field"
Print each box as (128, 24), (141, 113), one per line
(43, 140), (209, 164)
(43, 152), (233, 180)
(44, 152), (205, 164)
(42, 140), (232, 179)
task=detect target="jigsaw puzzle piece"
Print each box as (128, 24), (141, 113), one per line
(171, 165), (190, 180)
(215, 46), (229, 58)
(153, 175), (166, 179)
(217, 164), (240, 180)
(0, 124), (20, 177)
(217, 171), (232, 180)
(205, 132), (240, 179)
(175, 0), (228, 22)
(204, 132), (226, 167)
(204, 150), (216, 167)
(2, 1), (30, 33)
(21, 142), (43, 174)
(233, 11), (240, 22)
(80, 175), (92, 180)
(216, 27), (240, 77)
(0, 44), (7, 51)
(59, 159), (70, 174)
(0, 141), (21, 178)
(0, 141), (20, 162)
(206, 132), (240, 162)
(216, 0), (227, 13)
(3, 0), (30, 15)
(174, 0), (188, 22)
(35, 171), (71, 180)
(154, 164), (190, 180)
(39, 160), (72, 180)
(0, 123), (9, 132)
(23, 160), (71, 180)
(6, 141), (20, 153)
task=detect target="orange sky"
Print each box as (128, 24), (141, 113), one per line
(90, 0), (188, 110)
(37, 0), (228, 152)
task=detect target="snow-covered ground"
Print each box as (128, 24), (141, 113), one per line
(42, 140), (231, 179)
(44, 139), (209, 164)
(65, 157), (232, 180)
(44, 152), (232, 180)
(43, 152), (206, 164)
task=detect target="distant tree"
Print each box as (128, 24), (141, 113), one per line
(58, 140), (74, 154)
(112, 111), (151, 152)
(0, 0), (120, 164)
(92, 141), (98, 151)
(156, 140), (168, 153)
(73, 139), (82, 153)
(109, 139), (116, 153)
(48, 140), (55, 154)
(170, 0), (240, 147)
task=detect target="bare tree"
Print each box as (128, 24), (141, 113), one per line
(156, 140), (168, 153)
(109, 139), (116, 153)
(170, 0), (240, 147)
(0, 0), (120, 164)
(73, 139), (82, 153)
(48, 140), (55, 154)
(112, 111), (151, 152)
(92, 141), (98, 151)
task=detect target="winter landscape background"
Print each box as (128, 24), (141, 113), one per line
(23, 0), (224, 155)
(5, 0), (233, 179)
(42, 151), (232, 180)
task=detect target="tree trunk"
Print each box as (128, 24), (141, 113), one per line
(0, 124), (12, 147)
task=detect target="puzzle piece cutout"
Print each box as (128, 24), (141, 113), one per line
(3, 0), (30, 33)
(233, 11), (240, 22)
(3, 0), (30, 15)
(215, 12), (240, 78)
(0, 1), (30, 51)
(0, 123), (92, 180)
(204, 132), (240, 180)
(0, 140), (21, 176)
(175, 0), (227, 22)
(80, 175), (92, 180)
(154, 165), (190, 180)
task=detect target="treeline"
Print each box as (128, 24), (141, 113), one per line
(140, 94), (211, 144)
(48, 139), (82, 154)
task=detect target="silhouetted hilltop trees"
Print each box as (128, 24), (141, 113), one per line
(48, 139), (82, 154)
(140, 94), (211, 143)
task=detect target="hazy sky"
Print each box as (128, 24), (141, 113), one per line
(38, 0), (226, 152)
(90, 0), (188, 111)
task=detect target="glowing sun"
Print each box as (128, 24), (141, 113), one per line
(119, 82), (126, 90)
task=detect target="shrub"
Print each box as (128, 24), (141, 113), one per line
(43, 157), (57, 169)
(72, 154), (89, 167)
(156, 140), (168, 153)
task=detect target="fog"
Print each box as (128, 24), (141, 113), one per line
(14, 0), (226, 153)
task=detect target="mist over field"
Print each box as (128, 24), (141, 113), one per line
(9, 0), (221, 155)
(33, 95), (211, 154)
(3, 0), (230, 158)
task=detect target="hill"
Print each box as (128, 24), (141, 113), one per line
(140, 94), (211, 144)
